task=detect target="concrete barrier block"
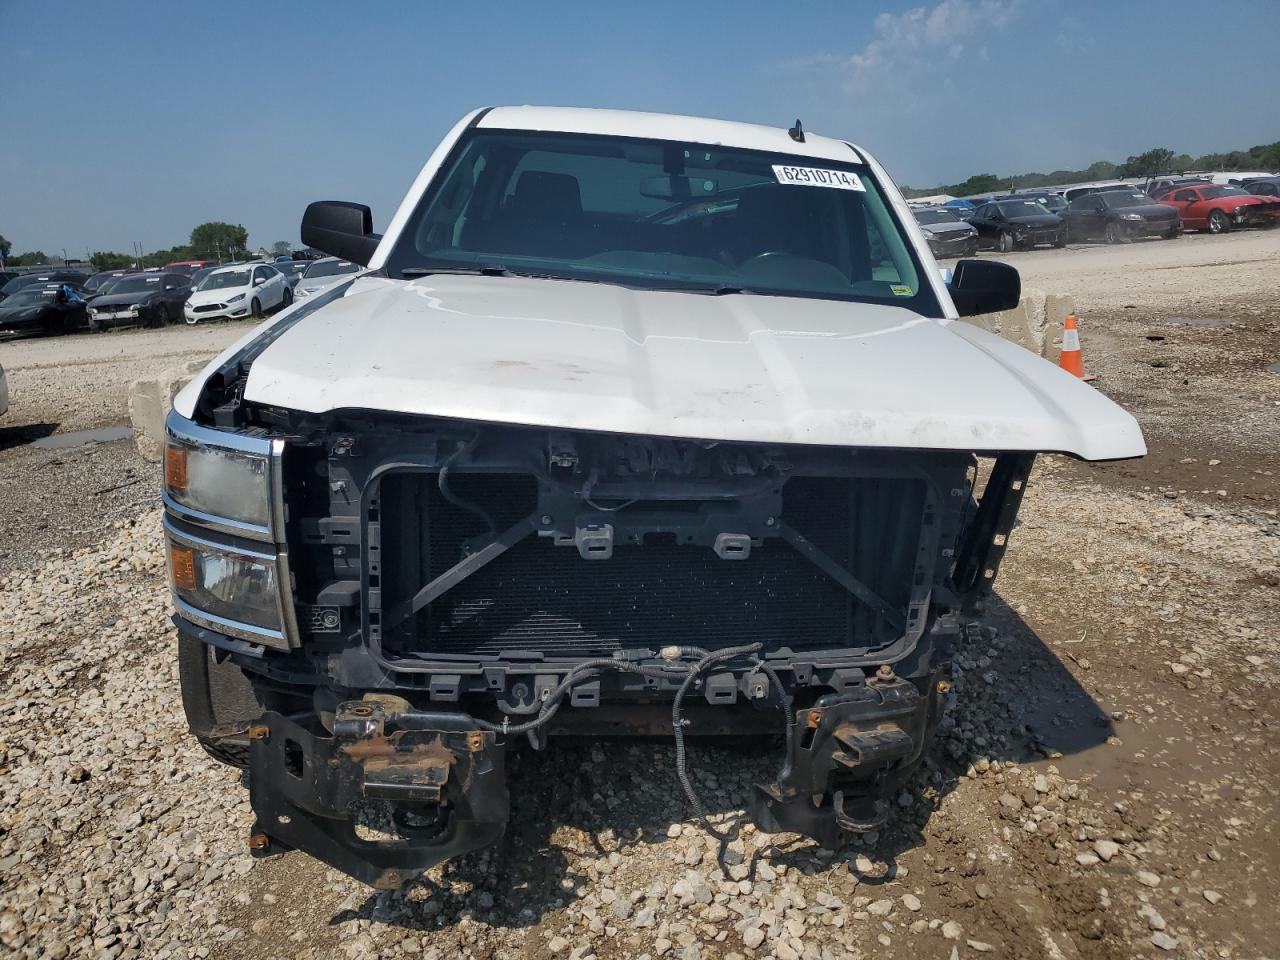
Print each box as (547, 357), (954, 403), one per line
(127, 360), (206, 461)
(967, 287), (1074, 362)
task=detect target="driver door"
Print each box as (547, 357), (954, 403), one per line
(1171, 189), (1206, 228)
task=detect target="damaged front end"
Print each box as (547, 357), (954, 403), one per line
(246, 697), (506, 889)
(167, 399), (1034, 885)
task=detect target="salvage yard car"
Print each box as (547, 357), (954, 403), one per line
(88, 271), (191, 330)
(0, 282), (88, 336)
(164, 106), (1146, 888)
(182, 262), (291, 323)
(292, 255), (361, 298)
(912, 207), (978, 258)
(1150, 183), (1280, 233)
(967, 198), (1066, 251)
(1065, 188), (1182, 243)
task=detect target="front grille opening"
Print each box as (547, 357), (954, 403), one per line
(376, 471), (929, 659)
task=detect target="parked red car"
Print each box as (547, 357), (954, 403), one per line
(1152, 184), (1280, 233)
(162, 259), (215, 278)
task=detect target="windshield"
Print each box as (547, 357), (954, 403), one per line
(914, 209), (960, 225)
(3, 276), (53, 296)
(1104, 192), (1151, 208)
(303, 259), (359, 279)
(996, 200), (1049, 217)
(386, 129), (937, 312)
(197, 269), (251, 291)
(3, 288), (57, 306)
(1203, 186), (1248, 199)
(108, 276), (164, 295)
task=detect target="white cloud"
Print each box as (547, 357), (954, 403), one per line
(838, 0), (1023, 88)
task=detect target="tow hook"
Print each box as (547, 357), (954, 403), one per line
(246, 696), (508, 889)
(747, 677), (927, 849)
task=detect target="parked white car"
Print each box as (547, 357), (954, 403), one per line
(293, 257), (362, 299)
(183, 263), (292, 324)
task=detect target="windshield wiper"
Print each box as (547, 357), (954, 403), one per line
(402, 264), (515, 278)
(643, 283), (757, 296)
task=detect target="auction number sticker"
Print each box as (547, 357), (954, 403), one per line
(772, 165), (865, 191)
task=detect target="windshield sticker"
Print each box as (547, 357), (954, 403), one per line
(889, 284), (913, 297)
(772, 165), (865, 191)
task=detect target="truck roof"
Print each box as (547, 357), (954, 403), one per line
(477, 105), (866, 165)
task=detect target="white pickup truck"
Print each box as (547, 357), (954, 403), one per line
(163, 106), (1144, 887)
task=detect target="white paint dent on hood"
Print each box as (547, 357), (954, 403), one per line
(230, 274), (1144, 460)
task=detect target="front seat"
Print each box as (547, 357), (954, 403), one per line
(500, 171), (590, 259)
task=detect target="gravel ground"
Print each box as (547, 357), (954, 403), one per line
(0, 321), (254, 573)
(1, 238), (1277, 959)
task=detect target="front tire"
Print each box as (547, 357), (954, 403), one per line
(251, 297), (263, 319)
(997, 231), (1015, 253)
(178, 634), (262, 770)
(1104, 222), (1128, 244)
(1053, 231), (1067, 248)
(281, 287), (293, 309)
(1207, 210), (1230, 234)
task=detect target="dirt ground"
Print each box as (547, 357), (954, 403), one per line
(0, 231), (1276, 960)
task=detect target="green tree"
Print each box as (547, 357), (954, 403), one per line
(0, 234), (11, 259)
(270, 240), (292, 258)
(189, 222), (249, 261)
(139, 245), (195, 269)
(952, 173), (1002, 196)
(1120, 148), (1174, 178)
(8, 250), (49, 266)
(90, 251), (135, 272)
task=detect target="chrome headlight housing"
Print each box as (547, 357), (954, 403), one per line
(164, 411), (278, 539)
(163, 411), (297, 650)
(227, 292), (246, 303)
(167, 524), (284, 640)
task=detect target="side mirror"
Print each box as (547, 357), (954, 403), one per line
(253, 276), (266, 285)
(301, 201), (381, 266)
(947, 258), (1021, 317)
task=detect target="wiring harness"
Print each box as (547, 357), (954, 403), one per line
(471, 642), (795, 842)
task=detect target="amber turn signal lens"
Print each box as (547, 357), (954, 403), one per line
(169, 542), (197, 592)
(164, 445), (188, 493)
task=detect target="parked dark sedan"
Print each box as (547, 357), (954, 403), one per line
(0, 283), (89, 336)
(1065, 190), (1182, 243)
(994, 191), (1068, 217)
(272, 260), (308, 289)
(912, 207), (979, 258)
(84, 270), (137, 296)
(1241, 177), (1280, 198)
(967, 199), (1066, 251)
(87, 272), (192, 330)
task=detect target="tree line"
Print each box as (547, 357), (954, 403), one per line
(1, 222), (291, 272)
(902, 140), (1280, 198)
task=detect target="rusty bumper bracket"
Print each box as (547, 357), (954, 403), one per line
(248, 697), (507, 889)
(747, 678), (926, 849)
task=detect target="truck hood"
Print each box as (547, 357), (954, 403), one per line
(228, 274), (1144, 460)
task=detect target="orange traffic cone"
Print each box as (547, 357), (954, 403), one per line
(1059, 314), (1085, 378)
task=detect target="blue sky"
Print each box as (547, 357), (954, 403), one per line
(4, 0), (1278, 256)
